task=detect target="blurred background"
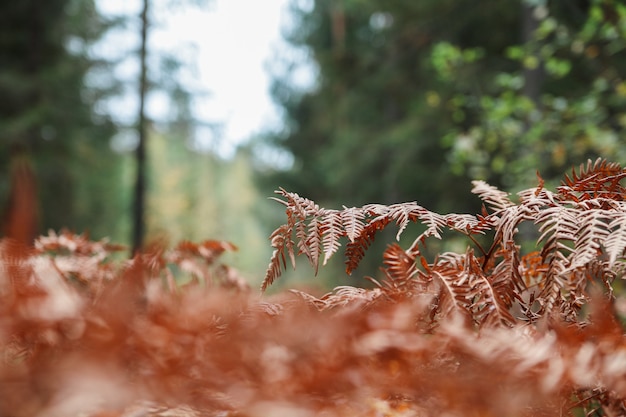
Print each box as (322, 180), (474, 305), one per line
(1, 0), (625, 288)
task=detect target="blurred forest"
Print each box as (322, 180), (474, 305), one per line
(261, 0), (626, 283)
(1, 0), (625, 287)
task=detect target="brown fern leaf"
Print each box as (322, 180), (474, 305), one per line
(32, 231), (125, 289)
(382, 203), (424, 240)
(473, 244), (520, 326)
(35, 230), (125, 257)
(304, 215), (323, 274)
(605, 212), (626, 267)
(518, 181), (559, 209)
(341, 206), (365, 243)
(519, 251), (548, 288)
(537, 279), (564, 317)
(536, 206), (578, 278)
(166, 240), (242, 289)
(565, 209), (611, 273)
(321, 210), (344, 265)
(381, 243), (419, 291)
(367, 203), (447, 241)
(273, 187), (320, 219)
(345, 223), (378, 275)
(171, 240), (237, 265)
(288, 288), (330, 310)
(558, 158), (626, 203)
(306, 285), (385, 310)
(429, 252), (474, 319)
(489, 206), (530, 258)
(261, 224), (294, 291)
(268, 189), (328, 280)
(418, 209), (448, 239)
(487, 185), (555, 264)
(449, 213), (494, 235)
(347, 204), (447, 274)
(471, 180), (515, 212)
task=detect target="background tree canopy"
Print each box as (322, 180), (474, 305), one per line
(262, 0), (626, 215)
(1, 0), (625, 286)
(0, 0), (125, 241)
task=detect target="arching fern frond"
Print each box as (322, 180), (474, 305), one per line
(262, 224), (295, 291)
(321, 210), (344, 266)
(558, 158), (626, 203)
(428, 251), (474, 320)
(471, 180), (515, 212)
(263, 159), (626, 332)
(341, 206), (365, 243)
(473, 243), (520, 326)
(605, 213), (626, 267)
(566, 209), (611, 273)
(536, 206), (579, 277)
(345, 222), (378, 275)
(381, 243), (420, 291)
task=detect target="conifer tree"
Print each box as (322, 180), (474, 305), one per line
(0, 0), (123, 240)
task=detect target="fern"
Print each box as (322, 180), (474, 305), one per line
(471, 179), (515, 212)
(321, 209), (343, 265)
(606, 212), (626, 267)
(264, 158), (626, 328)
(7, 160), (626, 416)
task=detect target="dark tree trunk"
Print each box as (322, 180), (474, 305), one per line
(3, 146), (39, 246)
(132, 0), (149, 254)
(521, 1), (544, 105)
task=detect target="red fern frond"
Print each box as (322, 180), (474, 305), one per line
(305, 215), (323, 274)
(559, 158), (626, 203)
(273, 187), (320, 219)
(321, 210), (344, 265)
(345, 223), (378, 275)
(536, 206), (578, 277)
(471, 180), (515, 212)
(262, 224), (294, 291)
(519, 251), (548, 288)
(605, 213), (626, 267)
(341, 206), (365, 243)
(172, 240), (237, 263)
(566, 209), (611, 273)
(472, 245), (519, 326)
(429, 252), (474, 319)
(381, 243), (419, 291)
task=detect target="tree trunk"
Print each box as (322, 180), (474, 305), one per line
(132, 0), (149, 254)
(521, 1), (543, 105)
(3, 147), (39, 246)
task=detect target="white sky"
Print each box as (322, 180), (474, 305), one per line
(96, 0), (299, 157)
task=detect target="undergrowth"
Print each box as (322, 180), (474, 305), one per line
(2, 158), (626, 416)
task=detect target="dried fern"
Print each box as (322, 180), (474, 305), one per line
(264, 158), (626, 327)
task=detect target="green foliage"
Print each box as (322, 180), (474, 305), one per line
(263, 0), (626, 219)
(264, 0), (520, 212)
(435, 0), (626, 189)
(145, 134), (273, 282)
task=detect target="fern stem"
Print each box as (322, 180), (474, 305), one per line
(463, 232), (487, 258)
